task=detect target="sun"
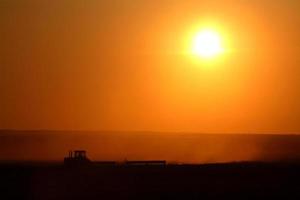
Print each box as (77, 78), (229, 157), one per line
(192, 29), (224, 59)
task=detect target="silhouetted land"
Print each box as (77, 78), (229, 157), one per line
(1, 162), (300, 199)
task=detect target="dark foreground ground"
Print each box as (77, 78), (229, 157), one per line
(1, 162), (300, 200)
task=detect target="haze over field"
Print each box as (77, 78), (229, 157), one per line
(1, 130), (300, 163)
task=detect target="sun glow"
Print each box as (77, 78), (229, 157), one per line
(192, 30), (224, 59)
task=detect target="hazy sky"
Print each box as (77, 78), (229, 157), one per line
(1, 0), (300, 133)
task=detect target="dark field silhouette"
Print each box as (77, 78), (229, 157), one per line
(1, 131), (300, 199)
(1, 162), (300, 200)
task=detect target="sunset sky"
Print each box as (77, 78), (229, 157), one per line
(1, 0), (300, 133)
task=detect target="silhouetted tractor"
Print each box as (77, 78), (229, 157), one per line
(64, 150), (91, 166)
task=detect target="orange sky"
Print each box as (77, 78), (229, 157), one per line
(1, 0), (300, 133)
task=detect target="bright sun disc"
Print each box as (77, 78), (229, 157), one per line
(192, 30), (223, 59)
